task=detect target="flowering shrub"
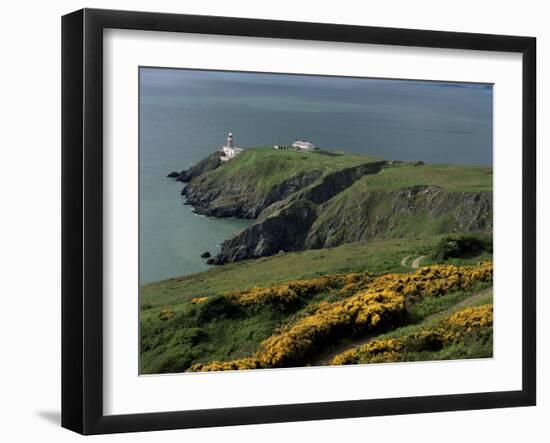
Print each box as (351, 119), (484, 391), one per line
(331, 304), (493, 365)
(337, 272), (376, 294)
(222, 274), (372, 309)
(332, 339), (404, 365)
(438, 304), (493, 342)
(442, 304), (493, 330)
(158, 308), (175, 321)
(186, 263), (493, 372)
(222, 263), (492, 311)
(189, 289), (406, 371)
(256, 290), (406, 366)
(358, 262), (493, 300)
(191, 297), (208, 304)
(190, 357), (262, 372)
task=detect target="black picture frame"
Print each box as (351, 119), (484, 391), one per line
(61, 8), (536, 435)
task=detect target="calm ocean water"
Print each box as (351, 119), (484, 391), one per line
(139, 69), (493, 284)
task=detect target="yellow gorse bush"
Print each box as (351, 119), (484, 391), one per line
(256, 289), (406, 367)
(332, 339), (404, 365)
(158, 308), (175, 321)
(252, 263), (492, 367)
(438, 304), (493, 342)
(189, 263), (493, 372)
(222, 262), (492, 310)
(190, 357), (262, 372)
(222, 273), (373, 309)
(331, 304), (493, 365)
(190, 291), (405, 371)
(191, 297), (208, 304)
(443, 304), (493, 329)
(354, 262), (493, 300)
(191, 290), (406, 371)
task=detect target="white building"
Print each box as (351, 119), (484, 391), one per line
(292, 139), (316, 151)
(220, 132), (243, 161)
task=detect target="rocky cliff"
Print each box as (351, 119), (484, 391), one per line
(183, 168), (323, 218)
(305, 185), (492, 249)
(167, 151), (223, 183)
(169, 147), (493, 264)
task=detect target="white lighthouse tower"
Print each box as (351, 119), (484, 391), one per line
(220, 131), (243, 161)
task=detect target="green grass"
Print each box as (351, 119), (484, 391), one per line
(140, 279), (493, 373)
(304, 164), (493, 245)
(421, 253), (493, 267)
(202, 146), (380, 191)
(140, 149), (494, 373)
(420, 340), (492, 361)
(407, 284), (492, 322)
(141, 235), (450, 310)
(372, 288), (493, 341)
(345, 292), (494, 365)
(358, 163), (493, 193)
(206, 149), (491, 195)
(140, 301), (286, 373)
(140, 233), (492, 374)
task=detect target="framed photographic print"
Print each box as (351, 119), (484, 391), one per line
(61, 8), (536, 434)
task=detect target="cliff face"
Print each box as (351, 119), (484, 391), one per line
(257, 161), (386, 219)
(213, 186), (492, 264)
(305, 185), (493, 249)
(176, 151), (223, 183)
(171, 148), (493, 264)
(183, 169), (323, 218)
(214, 200), (319, 262)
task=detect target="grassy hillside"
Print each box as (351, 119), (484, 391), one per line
(141, 234), (493, 310)
(197, 148), (490, 195)
(305, 164), (493, 246)
(140, 235), (492, 374)
(331, 302), (493, 366)
(183, 147), (493, 262)
(146, 149), (494, 374)
(359, 163), (492, 192)
(319, 165), (492, 213)
(207, 146), (381, 191)
(182, 146), (386, 221)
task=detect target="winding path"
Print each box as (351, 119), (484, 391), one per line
(401, 255), (426, 269)
(422, 287), (493, 323)
(411, 255), (426, 269)
(311, 336), (375, 366)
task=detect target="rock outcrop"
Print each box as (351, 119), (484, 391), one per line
(215, 200), (318, 262)
(171, 151), (223, 183)
(183, 169), (324, 219)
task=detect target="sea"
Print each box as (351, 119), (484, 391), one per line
(139, 68), (493, 284)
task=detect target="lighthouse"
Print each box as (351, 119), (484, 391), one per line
(220, 131), (243, 161)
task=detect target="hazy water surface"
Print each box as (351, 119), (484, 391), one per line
(139, 68), (493, 284)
